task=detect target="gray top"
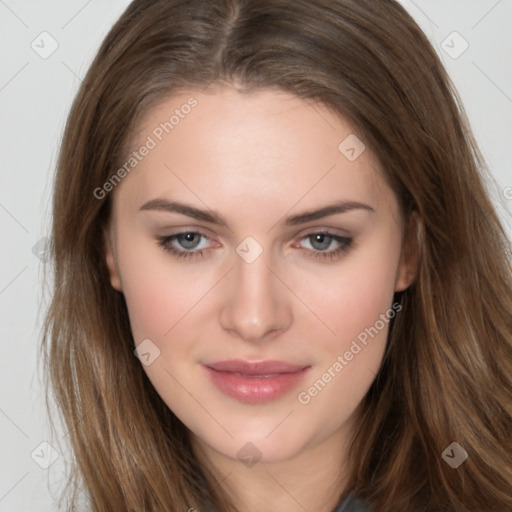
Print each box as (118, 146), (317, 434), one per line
(204, 491), (368, 511)
(334, 493), (369, 512)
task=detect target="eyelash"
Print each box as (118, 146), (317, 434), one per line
(157, 231), (353, 261)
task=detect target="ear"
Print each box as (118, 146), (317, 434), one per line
(104, 228), (123, 292)
(395, 211), (421, 292)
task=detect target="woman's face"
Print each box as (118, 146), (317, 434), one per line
(106, 86), (415, 465)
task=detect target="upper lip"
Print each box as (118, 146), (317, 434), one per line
(205, 359), (308, 375)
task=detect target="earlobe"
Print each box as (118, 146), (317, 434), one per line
(105, 232), (123, 291)
(395, 212), (421, 292)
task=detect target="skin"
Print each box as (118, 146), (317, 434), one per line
(105, 86), (418, 512)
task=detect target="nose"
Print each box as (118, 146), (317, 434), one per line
(219, 248), (293, 344)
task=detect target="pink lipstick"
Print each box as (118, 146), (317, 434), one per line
(203, 359), (310, 403)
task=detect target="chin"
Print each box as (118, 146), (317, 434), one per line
(193, 421), (313, 466)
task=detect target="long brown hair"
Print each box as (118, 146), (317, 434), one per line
(42, 0), (512, 510)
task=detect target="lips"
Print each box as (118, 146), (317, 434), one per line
(203, 359), (310, 403)
(206, 359), (307, 375)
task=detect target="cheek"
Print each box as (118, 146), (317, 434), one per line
(303, 227), (402, 353)
(122, 269), (178, 344)
(117, 235), (216, 343)
(292, 228), (402, 423)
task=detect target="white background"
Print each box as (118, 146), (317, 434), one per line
(0, 1), (511, 510)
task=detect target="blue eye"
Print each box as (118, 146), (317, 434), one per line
(157, 232), (211, 260)
(297, 232), (353, 260)
(157, 231), (353, 261)
(173, 232), (203, 250)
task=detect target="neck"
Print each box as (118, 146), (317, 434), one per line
(190, 417), (358, 512)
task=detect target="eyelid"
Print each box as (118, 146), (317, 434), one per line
(157, 225), (218, 238)
(293, 225), (353, 239)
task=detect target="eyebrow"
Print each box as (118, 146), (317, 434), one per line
(139, 198), (375, 227)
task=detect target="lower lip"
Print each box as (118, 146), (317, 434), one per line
(203, 365), (310, 404)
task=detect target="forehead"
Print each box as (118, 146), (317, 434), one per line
(115, 87), (392, 217)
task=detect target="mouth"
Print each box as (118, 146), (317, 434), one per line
(202, 359), (311, 404)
